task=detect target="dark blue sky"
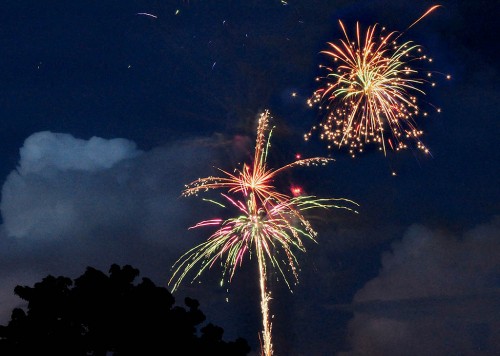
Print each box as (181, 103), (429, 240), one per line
(0, 1), (498, 355)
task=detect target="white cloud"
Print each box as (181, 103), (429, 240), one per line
(0, 131), (226, 241)
(17, 131), (141, 175)
(339, 217), (500, 355)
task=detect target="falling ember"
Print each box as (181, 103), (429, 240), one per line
(170, 110), (358, 356)
(306, 6), (446, 157)
(290, 185), (303, 197)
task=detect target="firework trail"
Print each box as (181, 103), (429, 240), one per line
(306, 5), (448, 157)
(170, 110), (358, 356)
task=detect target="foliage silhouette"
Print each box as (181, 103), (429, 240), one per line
(0, 264), (250, 356)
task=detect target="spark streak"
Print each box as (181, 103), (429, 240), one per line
(136, 12), (158, 19)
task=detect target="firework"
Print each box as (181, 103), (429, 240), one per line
(182, 110), (333, 209)
(170, 110), (358, 356)
(306, 6), (447, 157)
(170, 192), (357, 356)
(169, 192), (357, 292)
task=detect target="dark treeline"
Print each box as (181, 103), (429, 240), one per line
(0, 264), (251, 355)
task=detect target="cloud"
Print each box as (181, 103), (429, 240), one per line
(0, 131), (253, 327)
(338, 217), (500, 355)
(17, 131), (141, 175)
(0, 131), (233, 241)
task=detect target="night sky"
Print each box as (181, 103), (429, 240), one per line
(0, 1), (498, 355)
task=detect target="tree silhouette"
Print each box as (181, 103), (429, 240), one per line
(0, 264), (251, 356)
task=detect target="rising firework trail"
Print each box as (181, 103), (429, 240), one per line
(306, 5), (448, 157)
(170, 110), (358, 356)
